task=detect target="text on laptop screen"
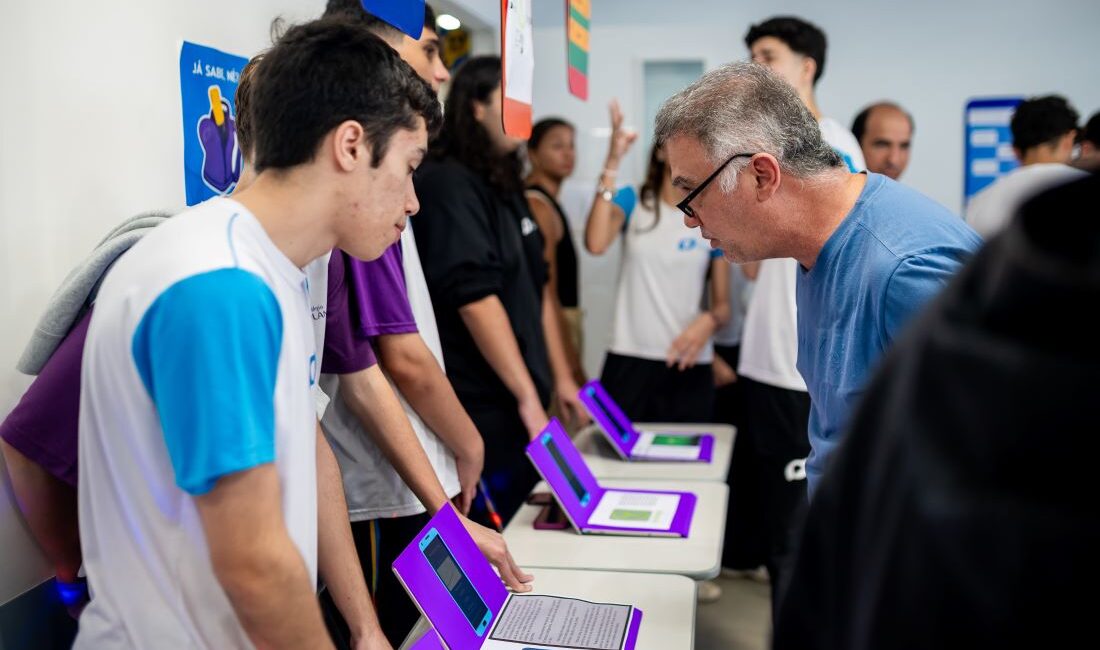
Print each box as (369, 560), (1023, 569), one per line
(585, 387), (632, 442)
(422, 532), (490, 631)
(542, 434), (590, 506)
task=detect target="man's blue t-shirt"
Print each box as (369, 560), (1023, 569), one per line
(796, 173), (981, 494)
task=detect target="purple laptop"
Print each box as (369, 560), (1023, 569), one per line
(526, 419), (697, 538)
(393, 503), (644, 649)
(578, 380), (715, 463)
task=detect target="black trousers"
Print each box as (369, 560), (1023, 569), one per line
(713, 344), (766, 571)
(599, 352), (715, 424)
(464, 401), (541, 529)
(321, 512), (431, 649)
(736, 377), (810, 616)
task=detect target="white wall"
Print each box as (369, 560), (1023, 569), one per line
(528, 0), (1100, 374)
(0, 0), (329, 606)
(531, 0), (1100, 210)
(0, 0), (495, 608)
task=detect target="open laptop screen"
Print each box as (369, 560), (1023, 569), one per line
(421, 531), (491, 634)
(543, 434), (591, 507)
(584, 385), (634, 443)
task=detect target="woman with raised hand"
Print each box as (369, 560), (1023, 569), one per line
(585, 100), (731, 423)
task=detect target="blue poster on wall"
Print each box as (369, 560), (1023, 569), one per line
(179, 41), (249, 206)
(964, 97), (1024, 206)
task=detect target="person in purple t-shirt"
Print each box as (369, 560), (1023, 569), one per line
(1, 311), (89, 597)
(313, 6), (533, 646)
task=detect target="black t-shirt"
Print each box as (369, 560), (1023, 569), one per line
(526, 184), (579, 308)
(413, 158), (551, 409)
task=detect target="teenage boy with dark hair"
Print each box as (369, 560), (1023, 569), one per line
(745, 15), (864, 172)
(967, 95), (1087, 238)
(315, 5), (533, 646)
(73, 18), (440, 650)
(0, 48), (270, 619)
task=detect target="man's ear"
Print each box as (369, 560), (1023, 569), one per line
(332, 120), (367, 172)
(802, 56), (817, 89)
(750, 153), (782, 202)
(1061, 130), (1079, 154)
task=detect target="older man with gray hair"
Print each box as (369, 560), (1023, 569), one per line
(654, 62), (980, 504)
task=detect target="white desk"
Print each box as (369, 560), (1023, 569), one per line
(503, 479), (728, 581)
(399, 568), (696, 650)
(575, 422), (735, 482)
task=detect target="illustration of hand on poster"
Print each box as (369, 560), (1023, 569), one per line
(198, 86), (239, 195)
(179, 41), (248, 206)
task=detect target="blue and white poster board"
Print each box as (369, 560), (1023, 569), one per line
(179, 41), (248, 206)
(964, 97), (1024, 206)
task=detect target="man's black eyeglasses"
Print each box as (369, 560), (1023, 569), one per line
(676, 152), (757, 219)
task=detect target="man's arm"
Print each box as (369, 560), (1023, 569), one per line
(338, 364), (534, 592)
(459, 295), (549, 439)
(195, 464), (334, 650)
(374, 333), (484, 515)
(314, 424), (391, 650)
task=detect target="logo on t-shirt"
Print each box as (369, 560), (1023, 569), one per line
(308, 353), (317, 387)
(520, 216), (538, 237)
(677, 237), (700, 251)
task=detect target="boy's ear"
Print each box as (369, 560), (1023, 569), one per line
(332, 120), (367, 172)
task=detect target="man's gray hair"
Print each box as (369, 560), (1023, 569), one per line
(654, 62), (842, 189)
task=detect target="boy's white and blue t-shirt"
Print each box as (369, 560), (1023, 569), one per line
(608, 188), (722, 363)
(76, 197), (319, 649)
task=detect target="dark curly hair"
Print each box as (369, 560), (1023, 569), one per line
(1011, 95), (1079, 152)
(745, 16), (827, 85)
(249, 17), (441, 173)
(433, 56), (523, 193)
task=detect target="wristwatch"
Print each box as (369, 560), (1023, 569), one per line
(598, 186), (615, 202)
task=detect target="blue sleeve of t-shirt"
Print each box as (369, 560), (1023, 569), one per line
(881, 251), (968, 346)
(613, 186), (637, 226)
(132, 269), (281, 496)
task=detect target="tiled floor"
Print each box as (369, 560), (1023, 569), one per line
(695, 574), (771, 650)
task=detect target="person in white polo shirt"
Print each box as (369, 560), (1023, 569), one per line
(75, 19), (440, 650)
(585, 105), (731, 424)
(967, 95), (1088, 238)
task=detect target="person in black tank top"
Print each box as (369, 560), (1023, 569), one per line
(525, 119), (590, 430)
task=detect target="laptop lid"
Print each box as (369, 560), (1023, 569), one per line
(392, 504), (508, 649)
(577, 380), (639, 456)
(525, 418), (605, 530)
